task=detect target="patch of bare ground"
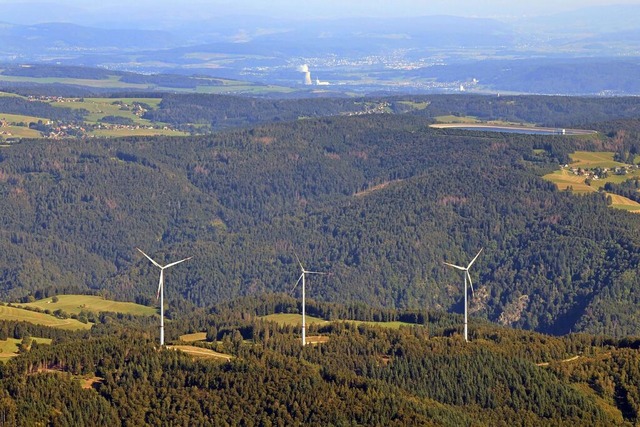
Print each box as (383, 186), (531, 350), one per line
(81, 376), (103, 389)
(354, 180), (402, 197)
(498, 295), (530, 326)
(168, 345), (232, 361)
(305, 335), (329, 345)
(253, 136), (275, 145)
(537, 355), (582, 367)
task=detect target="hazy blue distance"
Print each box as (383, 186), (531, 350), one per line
(1, 0), (640, 27)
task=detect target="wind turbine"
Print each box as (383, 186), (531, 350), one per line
(137, 248), (192, 346)
(443, 248), (483, 342)
(290, 253), (325, 346)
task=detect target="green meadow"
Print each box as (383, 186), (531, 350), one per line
(0, 337), (52, 362)
(0, 305), (92, 330)
(20, 294), (157, 316)
(260, 313), (415, 329)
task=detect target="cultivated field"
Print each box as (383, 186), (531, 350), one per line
(568, 151), (623, 169)
(543, 151), (640, 212)
(20, 294), (157, 316)
(0, 305), (92, 330)
(544, 169), (596, 194)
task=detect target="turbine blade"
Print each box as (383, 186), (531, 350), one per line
(290, 274), (304, 295)
(294, 252), (304, 271)
(467, 248), (483, 269)
(306, 270), (326, 275)
(164, 256), (193, 269)
(137, 247), (163, 269)
(156, 270), (163, 301)
(467, 271), (475, 297)
(443, 262), (467, 271)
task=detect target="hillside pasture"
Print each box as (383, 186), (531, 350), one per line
(260, 313), (415, 329)
(89, 127), (187, 137)
(179, 332), (207, 342)
(52, 97), (155, 124)
(0, 112), (49, 124)
(607, 193), (640, 212)
(0, 305), (91, 330)
(543, 169), (595, 193)
(261, 313), (328, 326)
(568, 151), (623, 169)
(1, 125), (42, 139)
(20, 294), (157, 316)
(0, 337), (52, 362)
(544, 151), (640, 212)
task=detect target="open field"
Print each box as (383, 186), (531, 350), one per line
(0, 305), (91, 330)
(607, 194), (640, 212)
(179, 332), (207, 342)
(0, 112), (49, 123)
(52, 98), (153, 124)
(20, 294), (157, 316)
(1, 125), (42, 139)
(168, 345), (232, 361)
(568, 151), (623, 169)
(544, 169), (596, 193)
(0, 337), (52, 362)
(397, 101), (430, 110)
(89, 127), (187, 137)
(433, 115), (483, 124)
(261, 313), (329, 326)
(0, 75), (150, 90)
(260, 313), (415, 329)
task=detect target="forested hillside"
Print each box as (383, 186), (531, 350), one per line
(0, 95), (640, 337)
(1, 304), (639, 426)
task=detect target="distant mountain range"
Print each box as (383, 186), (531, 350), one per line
(1, 5), (639, 95)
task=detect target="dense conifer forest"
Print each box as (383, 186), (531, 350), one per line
(1, 92), (640, 424)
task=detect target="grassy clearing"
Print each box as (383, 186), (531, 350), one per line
(1, 125), (41, 139)
(0, 112), (49, 123)
(306, 335), (330, 345)
(0, 75), (150, 90)
(179, 332), (207, 342)
(433, 115), (482, 124)
(608, 194), (640, 212)
(0, 305), (92, 330)
(544, 169), (596, 193)
(89, 128), (187, 137)
(0, 337), (52, 362)
(51, 97), (159, 126)
(168, 345), (232, 361)
(20, 294), (157, 316)
(397, 101), (430, 110)
(261, 313), (329, 326)
(260, 313), (414, 329)
(569, 151), (623, 169)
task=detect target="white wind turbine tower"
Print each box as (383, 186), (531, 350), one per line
(443, 248), (483, 342)
(137, 248), (192, 346)
(290, 253), (325, 346)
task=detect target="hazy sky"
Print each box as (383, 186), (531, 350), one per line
(1, 0), (639, 25)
